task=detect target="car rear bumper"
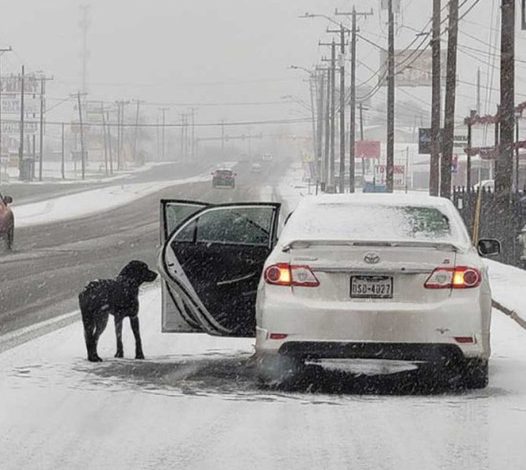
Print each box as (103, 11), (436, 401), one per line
(255, 293), (491, 360)
(277, 341), (465, 363)
(212, 179), (234, 186)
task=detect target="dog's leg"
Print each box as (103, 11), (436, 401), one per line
(92, 313), (109, 362)
(81, 305), (99, 362)
(130, 316), (144, 359)
(114, 317), (124, 358)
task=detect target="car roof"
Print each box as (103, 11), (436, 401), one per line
(296, 193), (455, 210)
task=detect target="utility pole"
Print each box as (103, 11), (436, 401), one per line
(430, 0), (441, 196)
(0, 47), (12, 183)
(77, 91), (86, 180)
(324, 64), (331, 189)
(348, 14), (356, 193)
(476, 67), (481, 114)
(38, 75), (53, 182)
(133, 99), (142, 164)
(308, 74), (318, 176)
(101, 105), (109, 176)
(359, 102), (366, 141)
(18, 65), (25, 180)
(79, 4), (90, 95)
(190, 108), (197, 160)
(221, 119), (225, 158)
(115, 100), (130, 169)
(107, 110), (114, 174)
(61, 122), (65, 180)
(516, 115), (520, 191)
(180, 114), (186, 161)
(466, 110), (476, 190)
(316, 69), (326, 186)
(496, 0), (515, 200)
(441, 0), (459, 199)
(330, 40), (336, 191)
(159, 107), (168, 161)
(386, 0), (395, 192)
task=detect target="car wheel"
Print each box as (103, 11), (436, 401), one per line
(462, 358), (488, 389)
(256, 354), (303, 388)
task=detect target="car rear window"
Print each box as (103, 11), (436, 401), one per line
(215, 170), (233, 176)
(283, 203), (460, 243)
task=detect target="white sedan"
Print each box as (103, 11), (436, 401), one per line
(158, 194), (500, 388)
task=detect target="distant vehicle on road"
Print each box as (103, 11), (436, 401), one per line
(251, 163), (262, 173)
(473, 180), (494, 191)
(261, 154), (273, 162)
(158, 194), (500, 389)
(0, 192), (14, 250)
(211, 169), (236, 188)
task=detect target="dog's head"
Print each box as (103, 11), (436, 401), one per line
(119, 260), (158, 284)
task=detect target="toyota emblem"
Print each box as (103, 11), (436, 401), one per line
(364, 252), (381, 264)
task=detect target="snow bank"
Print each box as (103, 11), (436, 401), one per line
(14, 174), (209, 228)
(486, 260), (526, 324)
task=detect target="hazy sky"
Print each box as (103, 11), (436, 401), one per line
(0, 0), (524, 140)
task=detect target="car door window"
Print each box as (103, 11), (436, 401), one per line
(162, 201), (207, 241)
(194, 207), (273, 246)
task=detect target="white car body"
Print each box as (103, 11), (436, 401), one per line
(158, 194), (497, 388)
(255, 194), (496, 387)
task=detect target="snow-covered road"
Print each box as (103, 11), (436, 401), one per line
(1, 281), (526, 470)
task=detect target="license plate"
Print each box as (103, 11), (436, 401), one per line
(350, 276), (393, 299)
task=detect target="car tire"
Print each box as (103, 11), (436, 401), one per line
(256, 354), (303, 388)
(462, 358), (488, 389)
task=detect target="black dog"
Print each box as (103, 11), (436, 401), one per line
(79, 260), (158, 362)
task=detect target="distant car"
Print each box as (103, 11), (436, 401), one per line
(0, 192), (14, 250)
(212, 169), (236, 188)
(251, 163), (262, 173)
(473, 180), (494, 191)
(158, 194), (500, 389)
(262, 154), (273, 162)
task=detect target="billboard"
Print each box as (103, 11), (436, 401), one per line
(419, 128), (467, 154)
(1, 74), (39, 94)
(375, 164), (405, 186)
(379, 49), (447, 87)
(355, 140), (381, 159)
(2, 121), (38, 135)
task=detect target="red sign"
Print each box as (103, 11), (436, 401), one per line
(355, 140), (381, 159)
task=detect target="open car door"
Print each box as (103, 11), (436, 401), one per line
(159, 202), (281, 337)
(160, 199), (209, 333)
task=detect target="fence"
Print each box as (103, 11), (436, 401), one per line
(452, 187), (526, 268)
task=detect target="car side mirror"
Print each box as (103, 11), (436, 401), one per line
(3, 195), (12, 204)
(477, 238), (501, 257)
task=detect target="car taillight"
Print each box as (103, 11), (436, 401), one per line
(424, 266), (482, 289)
(264, 263), (319, 287)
